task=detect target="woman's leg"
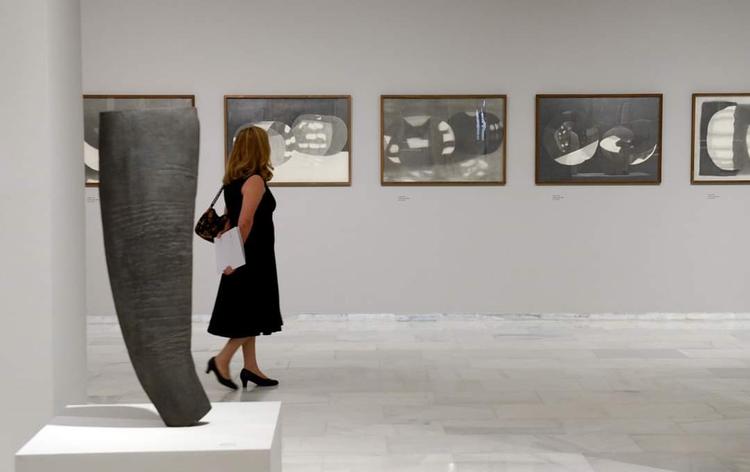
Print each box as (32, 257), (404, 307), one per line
(215, 337), (247, 377)
(242, 337), (269, 378)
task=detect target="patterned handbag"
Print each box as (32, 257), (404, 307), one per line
(195, 186), (228, 242)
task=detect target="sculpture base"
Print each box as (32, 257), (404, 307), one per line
(16, 402), (281, 472)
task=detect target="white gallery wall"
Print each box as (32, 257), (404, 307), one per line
(82, 0), (750, 317)
(0, 0), (86, 469)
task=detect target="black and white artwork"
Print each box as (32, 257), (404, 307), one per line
(224, 96), (351, 186)
(381, 95), (506, 185)
(692, 94), (750, 184)
(83, 95), (195, 187)
(536, 95), (662, 185)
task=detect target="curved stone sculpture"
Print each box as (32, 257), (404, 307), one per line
(99, 108), (211, 427)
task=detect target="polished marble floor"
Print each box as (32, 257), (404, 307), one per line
(88, 315), (750, 471)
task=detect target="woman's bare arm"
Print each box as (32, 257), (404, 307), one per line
(237, 175), (265, 243)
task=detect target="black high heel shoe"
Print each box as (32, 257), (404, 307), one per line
(241, 368), (279, 388)
(206, 357), (238, 390)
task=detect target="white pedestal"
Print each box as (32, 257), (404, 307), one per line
(15, 402), (281, 472)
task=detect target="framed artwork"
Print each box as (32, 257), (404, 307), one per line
(692, 93), (750, 184)
(381, 95), (506, 185)
(536, 94), (662, 185)
(224, 95), (351, 186)
(83, 94), (195, 187)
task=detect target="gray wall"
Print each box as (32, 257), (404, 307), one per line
(82, 0), (750, 316)
(0, 0), (86, 469)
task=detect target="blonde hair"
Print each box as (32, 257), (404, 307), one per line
(224, 126), (274, 184)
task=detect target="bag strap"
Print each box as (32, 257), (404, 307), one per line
(209, 186), (224, 208)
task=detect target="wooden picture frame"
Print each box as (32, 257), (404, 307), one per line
(83, 94), (196, 187)
(380, 94), (507, 186)
(535, 93), (663, 186)
(224, 95), (352, 187)
(691, 92), (750, 185)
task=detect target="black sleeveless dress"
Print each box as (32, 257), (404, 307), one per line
(208, 176), (283, 338)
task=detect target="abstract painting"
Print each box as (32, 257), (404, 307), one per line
(692, 93), (750, 184)
(536, 94), (662, 185)
(224, 95), (351, 186)
(83, 95), (195, 187)
(381, 95), (506, 185)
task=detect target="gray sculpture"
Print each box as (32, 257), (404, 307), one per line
(99, 108), (211, 427)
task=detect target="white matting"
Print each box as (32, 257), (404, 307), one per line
(15, 402), (281, 472)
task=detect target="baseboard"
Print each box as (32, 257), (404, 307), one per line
(295, 312), (750, 321)
(88, 312), (750, 323)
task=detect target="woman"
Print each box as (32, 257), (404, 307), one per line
(206, 126), (283, 390)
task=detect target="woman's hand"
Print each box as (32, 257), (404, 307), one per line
(223, 266), (235, 276)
